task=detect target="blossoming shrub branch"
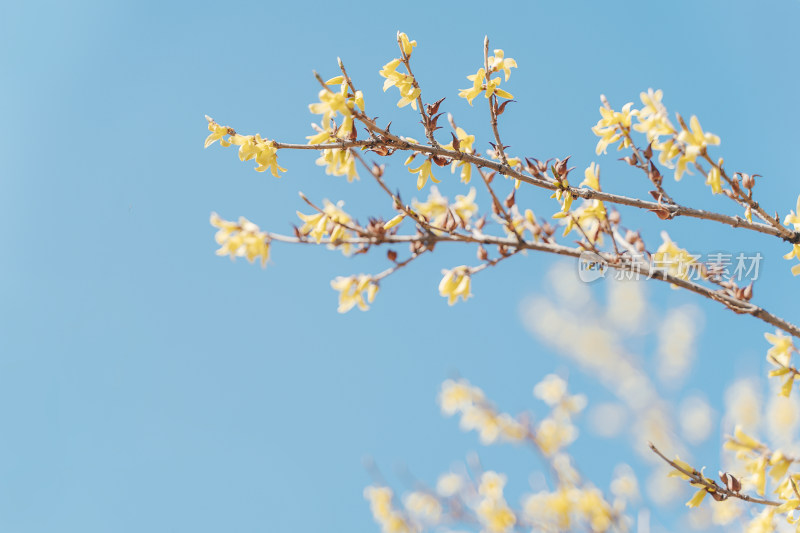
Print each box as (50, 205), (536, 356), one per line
(205, 32), (800, 531)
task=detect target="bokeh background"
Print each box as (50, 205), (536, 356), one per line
(2, 1), (799, 531)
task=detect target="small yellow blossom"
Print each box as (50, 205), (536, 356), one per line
(652, 232), (696, 281)
(408, 158), (438, 190)
(435, 473), (463, 497)
(685, 487), (708, 508)
(397, 32), (417, 56)
(592, 102), (637, 155)
(331, 274), (379, 313)
(581, 162), (600, 190)
(364, 486), (412, 533)
(488, 49), (517, 81)
(535, 417), (577, 456)
(383, 213), (405, 231)
(633, 88), (675, 143)
(477, 497), (516, 533)
(439, 378), (485, 415)
(403, 492), (441, 522)
(458, 67), (512, 105)
(315, 148), (358, 181)
(782, 196), (800, 275)
(210, 213), (270, 267)
(443, 127), (475, 183)
(675, 115), (721, 181)
(706, 160), (723, 194)
(765, 331), (795, 367)
(439, 266), (472, 305)
(479, 471), (507, 500)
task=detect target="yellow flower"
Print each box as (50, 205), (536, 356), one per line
(685, 487), (708, 508)
(209, 213), (270, 267)
(675, 115), (721, 180)
(443, 127), (475, 183)
(535, 417), (577, 455)
(435, 473), (463, 497)
(408, 159), (438, 190)
(308, 85), (354, 135)
(706, 160), (723, 194)
(438, 266), (472, 305)
(766, 331), (795, 367)
(783, 244), (800, 276)
(477, 497), (516, 533)
(488, 49), (517, 81)
(458, 68), (484, 105)
(397, 32), (416, 56)
(633, 88), (675, 142)
(403, 492), (441, 522)
(383, 213), (405, 231)
(581, 162), (600, 190)
(316, 148), (358, 181)
(592, 102), (637, 155)
(479, 471), (507, 499)
(452, 188), (478, 224)
(364, 486), (412, 533)
(330, 274), (379, 313)
(784, 195), (800, 230)
(204, 116), (232, 148)
(296, 200), (357, 255)
(652, 231), (696, 281)
(379, 58), (421, 110)
(438, 378), (485, 415)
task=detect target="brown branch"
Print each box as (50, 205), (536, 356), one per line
(648, 442), (781, 507)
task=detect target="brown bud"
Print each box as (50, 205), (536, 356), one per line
(608, 210), (621, 225)
(475, 216), (486, 230)
(742, 173), (755, 189)
(625, 230), (638, 244)
(477, 245), (489, 261)
(498, 244), (509, 257)
(643, 143), (653, 160)
(635, 240), (645, 252)
(387, 249), (398, 262)
(504, 189), (516, 209)
(743, 283), (753, 301)
(432, 155), (450, 167)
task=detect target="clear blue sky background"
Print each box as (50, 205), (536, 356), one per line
(2, 1), (799, 531)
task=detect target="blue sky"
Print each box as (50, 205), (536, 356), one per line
(2, 1), (799, 531)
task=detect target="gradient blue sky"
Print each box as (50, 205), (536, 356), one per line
(2, 1), (799, 531)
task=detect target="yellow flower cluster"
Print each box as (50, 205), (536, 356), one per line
(379, 34), (420, 110)
(308, 76), (364, 139)
(522, 485), (614, 532)
(330, 274), (379, 313)
(296, 200), (356, 255)
(412, 187), (478, 231)
(782, 196), (800, 275)
(442, 126), (476, 183)
(306, 77), (363, 181)
(458, 49), (516, 105)
(722, 426), (794, 500)
(209, 213), (270, 267)
(438, 266), (473, 306)
(476, 471), (516, 533)
(204, 116), (287, 177)
(438, 379), (526, 444)
(315, 147), (358, 182)
(532, 375), (584, 456)
(363, 486), (413, 533)
(765, 331), (797, 396)
(652, 232), (696, 281)
(403, 492), (441, 524)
